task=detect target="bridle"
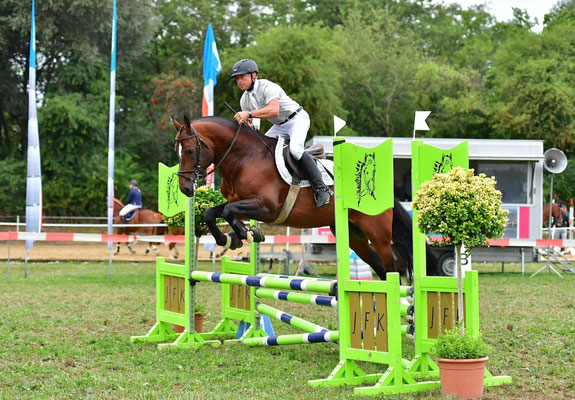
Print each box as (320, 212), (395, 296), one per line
(175, 121), (243, 186)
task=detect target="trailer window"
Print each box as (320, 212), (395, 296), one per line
(470, 161), (529, 204)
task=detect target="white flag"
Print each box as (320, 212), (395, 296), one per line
(334, 115), (346, 136)
(413, 111), (431, 138)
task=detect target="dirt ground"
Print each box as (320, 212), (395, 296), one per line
(0, 240), (304, 263)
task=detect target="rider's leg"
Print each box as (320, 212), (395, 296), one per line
(297, 152), (333, 209)
(286, 111), (333, 209)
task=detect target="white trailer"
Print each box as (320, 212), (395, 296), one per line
(305, 136), (546, 274)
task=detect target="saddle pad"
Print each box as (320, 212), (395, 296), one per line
(274, 136), (334, 187)
(126, 210), (137, 221)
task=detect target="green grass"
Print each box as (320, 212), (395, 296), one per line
(1, 261), (574, 399)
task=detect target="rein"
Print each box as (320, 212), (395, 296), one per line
(175, 121), (244, 183)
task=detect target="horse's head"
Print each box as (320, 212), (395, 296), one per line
(173, 116), (213, 197)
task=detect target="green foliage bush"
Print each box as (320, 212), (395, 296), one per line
(413, 167), (508, 250)
(163, 185), (226, 237)
(434, 326), (491, 360)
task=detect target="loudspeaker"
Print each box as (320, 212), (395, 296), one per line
(544, 148), (568, 174)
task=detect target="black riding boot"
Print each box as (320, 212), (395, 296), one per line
(298, 152), (333, 209)
(121, 215), (127, 225)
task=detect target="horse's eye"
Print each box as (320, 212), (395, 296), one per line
(186, 149), (194, 155)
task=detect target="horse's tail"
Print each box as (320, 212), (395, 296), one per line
(391, 199), (440, 280)
(392, 199), (414, 280)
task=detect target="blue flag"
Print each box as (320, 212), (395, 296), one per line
(202, 23), (222, 118)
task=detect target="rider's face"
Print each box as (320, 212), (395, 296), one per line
(235, 73), (255, 91)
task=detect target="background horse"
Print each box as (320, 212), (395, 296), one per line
(543, 202), (566, 228)
(173, 116), (438, 281)
(113, 198), (166, 255)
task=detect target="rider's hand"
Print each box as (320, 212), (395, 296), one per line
(234, 111), (251, 125)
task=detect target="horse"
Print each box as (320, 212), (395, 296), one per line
(173, 115), (437, 281)
(543, 202), (566, 228)
(166, 227), (184, 259)
(113, 198), (166, 255)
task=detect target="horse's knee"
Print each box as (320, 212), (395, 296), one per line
(221, 204), (235, 221)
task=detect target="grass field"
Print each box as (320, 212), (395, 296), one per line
(1, 260), (574, 399)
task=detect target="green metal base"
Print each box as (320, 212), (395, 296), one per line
(309, 360), (439, 396)
(407, 354), (439, 378)
(130, 322), (221, 349)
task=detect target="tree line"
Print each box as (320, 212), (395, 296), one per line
(1, 0), (575, 217)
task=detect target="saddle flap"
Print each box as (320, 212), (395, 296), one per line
(306, 143), (325, 159)
(281, 138), (326, 181)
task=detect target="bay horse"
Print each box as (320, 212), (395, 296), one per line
(113, 198), (166, 255)
(173, 116), (436, 281)
(542, 202), (566, 228)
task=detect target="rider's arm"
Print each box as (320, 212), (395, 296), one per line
(235, 98), (279, 124)
(252, 98), (279, 119)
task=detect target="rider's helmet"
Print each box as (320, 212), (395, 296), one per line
(130, 179), (138, 186)
(230, 59), (258, 78)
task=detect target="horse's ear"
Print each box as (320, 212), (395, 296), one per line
(183, 115), (191, 128)
(173, 117), (182, 132)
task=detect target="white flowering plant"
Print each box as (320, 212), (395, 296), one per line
(413, 167), (508, 250)
(413, 167), (508, 334)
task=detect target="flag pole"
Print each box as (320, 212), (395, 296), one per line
(25, 0), (43, 277)
(107, 0), (118, 279)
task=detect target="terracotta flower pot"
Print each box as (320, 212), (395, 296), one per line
(173, 313), (205, 334)
(436, 356), (488, 399)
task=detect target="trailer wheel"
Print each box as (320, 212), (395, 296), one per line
(437, 253), (455, 276)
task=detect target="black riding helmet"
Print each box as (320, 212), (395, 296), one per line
(230, 59), (258, 78)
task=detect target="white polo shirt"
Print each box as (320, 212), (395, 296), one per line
(240, 79), (301, 125)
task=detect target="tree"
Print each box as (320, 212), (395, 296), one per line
(219, 24), (345, 136)
(413, 167), (508, 332)
(486, 22), (575, 154)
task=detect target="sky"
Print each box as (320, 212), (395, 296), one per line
(430, 0), (558, 32)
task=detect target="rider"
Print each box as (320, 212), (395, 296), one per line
(231, 58), (333, 209)
(119, 180), (142, 224)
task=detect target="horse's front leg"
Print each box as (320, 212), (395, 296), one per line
(204, 203), (229, 247)
(222, 198), (273, 244)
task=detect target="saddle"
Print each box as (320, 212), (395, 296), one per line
(125, 209), (138, 221)
(281, 138), (326, 182)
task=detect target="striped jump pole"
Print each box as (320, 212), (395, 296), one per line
(257, 273), (335, 282)
(255, 288), (338, 307)
(190, 271), (336, 294)
(243, 330), (340, 347)
(256, 303), (330, 334)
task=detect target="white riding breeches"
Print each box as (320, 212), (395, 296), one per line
(265, 110), (310, 160)
(119, 204), (142, 216)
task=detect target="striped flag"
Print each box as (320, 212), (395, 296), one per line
(106, 0), (117, 250)
(25, 0), (43, 250)
(202, 23), (221, 188)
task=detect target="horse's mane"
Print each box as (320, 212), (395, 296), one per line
(193, 116), (278, 148)
(113, 198), (124, 208)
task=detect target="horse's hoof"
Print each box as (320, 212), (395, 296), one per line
(246, 226), (265, 243)
(226, 232), (243, 250)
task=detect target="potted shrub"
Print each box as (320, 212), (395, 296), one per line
(413, 167), (508, 398)
(193, 302), (206, 333)
(173, 302), (206, 333)
(434, 325), (492, 399)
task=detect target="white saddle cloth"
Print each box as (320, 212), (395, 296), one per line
(274, 136), (334, 187)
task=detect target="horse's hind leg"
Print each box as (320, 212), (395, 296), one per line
(348, 211), (396, 280)
(348, 236), (388, 280)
